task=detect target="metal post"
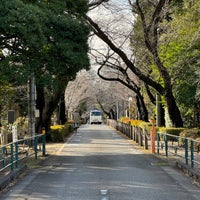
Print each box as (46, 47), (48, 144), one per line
(10, 143), (14, 171)
(150, 119), (156, 153)
(144, 130), (148, 150)
(157, 132), (160, 154)
(42, 134), (46, 156)
(34, 136), (38, 159)
(165, 135), (168, 157)
(185, 138), (188, 165)
(130, 126), (133, 139)
(15, 142), (18, 168)
(190, 140), (194, 168)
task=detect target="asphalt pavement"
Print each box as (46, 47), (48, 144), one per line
(0, 124), (200, 200)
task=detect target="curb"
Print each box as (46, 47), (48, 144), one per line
(0, 165), (28, 191)
(176, 161), (200, 184)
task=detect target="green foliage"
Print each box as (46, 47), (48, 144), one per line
(0, 0), (47, 84)
(158, 127), (185, 136)
(48, 124), (73, 142)
(179, 128), (200, 138)
(158, 0), (200, 126)
(66, 0), (88, 16)
(0, 80), (14, 101)
(0, 0), (89, 128)
(130, 0), (200, 127)
(48, 129), (64, 142)
(179, 128), (200, 147)
(0, 0), (90, 87)
(160, 1), (200, 89)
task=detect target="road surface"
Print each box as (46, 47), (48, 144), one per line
(1, 124), (200, 200)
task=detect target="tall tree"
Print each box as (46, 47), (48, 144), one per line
(159, 0), (200, 127)
(86, 0), (184, 127)
(0, 0), (90, 132)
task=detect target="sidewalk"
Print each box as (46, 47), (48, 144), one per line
(0, 138), (70, 193)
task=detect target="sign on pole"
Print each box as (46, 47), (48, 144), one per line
(12, 125), (18, 143)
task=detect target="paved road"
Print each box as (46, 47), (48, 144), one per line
(1, 124), (200, 200)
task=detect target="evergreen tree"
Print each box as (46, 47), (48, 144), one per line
(0, 0), (90, 132)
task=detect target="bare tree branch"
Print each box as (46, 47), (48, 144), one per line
(88, 0), (110, 10)
(85, 14), (164, 94)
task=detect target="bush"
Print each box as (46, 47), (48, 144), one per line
(157, 127), (185, 141)
(63, 124), (73, 137)
(179, 128), (200, 138)
(158, 127), (185, 136)
(118, 117), (145, 127)
(47, 124), (73, 142)
(178, 129), (200, 147)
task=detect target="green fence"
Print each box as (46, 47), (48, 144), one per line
(157, 132), (200, 168)
(107, 119), (200, 170)
(0, 134), (46, 173)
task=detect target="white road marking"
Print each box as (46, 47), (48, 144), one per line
(100, 189), (109, 200)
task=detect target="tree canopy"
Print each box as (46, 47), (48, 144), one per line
(86, 0), (200, 127)
(159, 0), (200, 126)
(0, 0), (90, 131)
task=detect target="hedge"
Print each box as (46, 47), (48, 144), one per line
(47, 124), (73, 142)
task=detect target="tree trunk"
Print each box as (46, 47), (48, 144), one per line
(145, 84), (165, 126)
(136, 93), (149, 122)
(36, 85), (64, 133)
(164, 90), (183, 127)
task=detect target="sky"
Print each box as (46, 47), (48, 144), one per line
(88, 0), (135, 69)
(111, 0), (131, 7)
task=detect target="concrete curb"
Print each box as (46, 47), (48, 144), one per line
(0, 165), (28, 191)
(176, 161), (200, 184)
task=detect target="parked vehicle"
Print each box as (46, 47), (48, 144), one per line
(89, 110), (102, 124)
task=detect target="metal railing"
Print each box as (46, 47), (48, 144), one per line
(0, 134), (46, 173)
(107, 119), (200, 170)
(157, 132), (200, 169)
(107, 119), (150, 150)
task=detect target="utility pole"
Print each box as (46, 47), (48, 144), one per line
(116, 101), (119, 120)
(28, 73), (36, 137)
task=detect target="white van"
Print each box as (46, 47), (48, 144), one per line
(89, 110), (103, 124)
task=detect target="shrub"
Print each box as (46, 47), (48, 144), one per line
(118, 117), (153, 133)
(118, 117), (131, 124)
(179, 128), (200, 138)
(158, 127), (185, 136)
(178, 129), (200, 147)
(48, 129), (64, 142)
(119, 117), (144, 126)
(157, 127), (185, 141)
(48, 124), (73, 142)
(138, 121), (152, 132)
(62, 124), (73, 137)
